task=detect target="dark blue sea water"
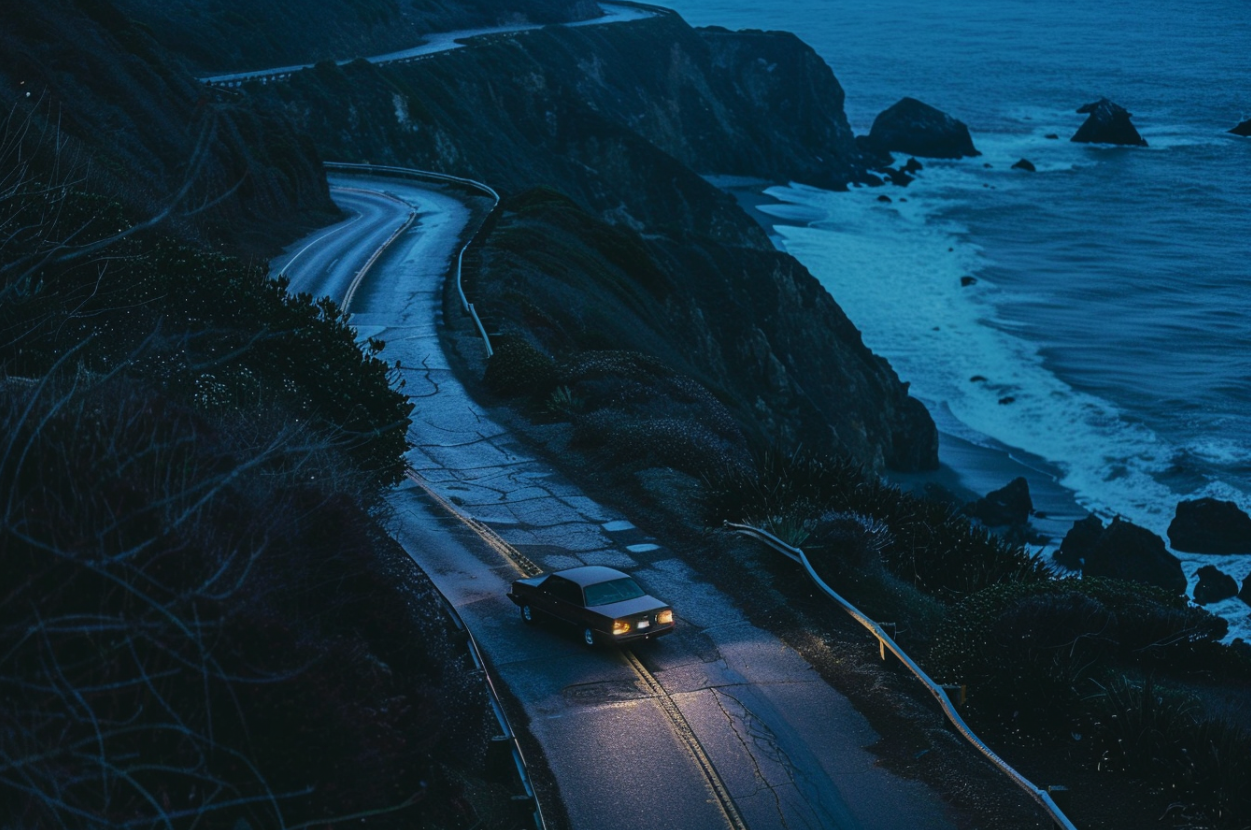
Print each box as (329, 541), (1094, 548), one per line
(663, 0), (1251, 633)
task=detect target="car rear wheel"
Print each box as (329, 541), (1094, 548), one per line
(520, 604), (537, 625)
(582, 626), (597, 648)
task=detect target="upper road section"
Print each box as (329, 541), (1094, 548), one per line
(199, 2), (657, 86)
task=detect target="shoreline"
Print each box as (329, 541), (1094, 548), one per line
(712, 175), (1092, 554)
(718, 174), (1251, 642)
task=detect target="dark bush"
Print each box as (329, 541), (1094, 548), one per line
(1087, 676), (1251, 827)
(931, 577), (1230, 722)
(703, 447), (1050, 601)
(482, 334), (557, 397)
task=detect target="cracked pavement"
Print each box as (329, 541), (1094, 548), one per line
(278, 175), (958, 829)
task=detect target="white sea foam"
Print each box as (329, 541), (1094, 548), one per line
(763, 179), (1251, 641)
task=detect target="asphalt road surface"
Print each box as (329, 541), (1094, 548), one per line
(275, 174), (959, 830)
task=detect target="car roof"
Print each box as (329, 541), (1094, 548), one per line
(552, 565), (632, 588)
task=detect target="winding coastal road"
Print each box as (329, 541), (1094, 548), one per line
(271, 169), (957, 830)
(246, 6), (971, 828)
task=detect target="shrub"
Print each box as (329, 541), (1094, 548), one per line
(703, 447), (1050, 601)
(931, 577), (1230, 722)
(1086, 676), (1251, 827)
(482, 334), (557, 397)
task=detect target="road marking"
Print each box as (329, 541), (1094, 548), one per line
(278, 189), (367, 278)
(624, 650), (748, 830)
(407, 467), (746, 830)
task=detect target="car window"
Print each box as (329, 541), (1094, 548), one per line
(583, 577), (645, 607)
(544, 577), (583, 606)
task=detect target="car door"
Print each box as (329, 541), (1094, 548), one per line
(539, 575), (584, 624)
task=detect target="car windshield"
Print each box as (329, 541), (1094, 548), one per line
(583, 577), (646, 607)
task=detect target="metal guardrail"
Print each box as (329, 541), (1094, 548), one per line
(434, 586), (547, 829)
(725, 521), (1079, 830)
(323, 162), (499, 357)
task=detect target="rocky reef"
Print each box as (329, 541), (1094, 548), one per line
(1071, 98), (1147, 146)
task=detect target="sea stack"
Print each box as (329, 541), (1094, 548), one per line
(1071, 98), (1147, 146)
(863, 97), (981, 159)
(1230, 118), (1251, 137)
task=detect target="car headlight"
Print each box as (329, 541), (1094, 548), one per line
(612, 620), (631, 635)
(657, 609), (673, 625)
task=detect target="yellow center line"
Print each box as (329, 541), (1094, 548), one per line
(407, 468), (746, 830)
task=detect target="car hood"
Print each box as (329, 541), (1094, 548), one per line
(591, 595), (668, 617)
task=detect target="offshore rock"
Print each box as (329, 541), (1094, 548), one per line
(964, 477), (1032, 526)
(1230, 118), (1251, 137)
(1193, 565), (1238, 605)
(1054, 514), (1103, 569)
(864, 97), (981, 159)
(1082, 517), (1186, 595)
(1168, 497), (1251, 553)
(1011, 158), (1036, 171)
(1071, 98), (1147, 146)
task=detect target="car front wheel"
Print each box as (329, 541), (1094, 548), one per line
(582, 626), (597, 648)
(520, 604), (537, 625)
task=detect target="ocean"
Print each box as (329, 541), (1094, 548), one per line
(662, 0), (1251, 637)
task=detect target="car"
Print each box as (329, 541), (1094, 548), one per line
(507, 565), (675, 647)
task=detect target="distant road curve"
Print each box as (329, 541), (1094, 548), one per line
(199, 2), (662, 86)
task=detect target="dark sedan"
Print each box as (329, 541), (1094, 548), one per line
(507, 565), (675, 647)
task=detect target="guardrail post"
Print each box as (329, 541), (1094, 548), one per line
(940, 684), (967, 709)
(1047, 785), (1070, 826)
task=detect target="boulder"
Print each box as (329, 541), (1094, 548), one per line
(1193, 565), (1238, 605)
(1053, 514), (1103, 569)
(1071, 98), (1147, 146)
(902, 157), (924, 174)
(1082, 517), (1186, 595)
(1230, 118), (1251, 137)
(1167, 497), (1251, 553)
(1011, 158), (1036, 172)
(865, 97), (981, 159)
(963, 476), (1032, 526)
(1241, 572), (1251, 607)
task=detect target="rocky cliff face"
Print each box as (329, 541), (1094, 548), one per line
(251, 12), (938, 471)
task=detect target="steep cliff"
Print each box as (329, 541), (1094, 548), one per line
(254, 11), (936, 470)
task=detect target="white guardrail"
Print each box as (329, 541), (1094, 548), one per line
(323, 161), (498, 358)
(725, 522), (1080, 830)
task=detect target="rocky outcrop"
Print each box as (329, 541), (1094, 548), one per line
(1011, 158), (1036, 172)
(964, 477), (1032, 526)
(1167, 497), (1251, 553)
(1053, 514), (1103, 569)
(1242, 572), (1251, 607)
(1230, 118), (1251, 137)
(1193, 565), (1238, 605)
(1071, 98), (1147, 146)
(1082, 517), (1186, 594)
(862, 97), (980, 159)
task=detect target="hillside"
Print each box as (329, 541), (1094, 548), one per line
(110, 0), (600, 72)
(254, 11), (937, 472)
